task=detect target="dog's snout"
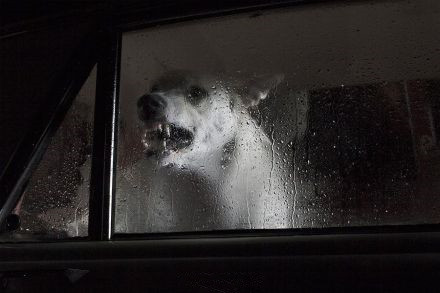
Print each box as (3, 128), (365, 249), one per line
(137, 93), (167, 121)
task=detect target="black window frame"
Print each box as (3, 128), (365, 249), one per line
(1, 0), (440, 272)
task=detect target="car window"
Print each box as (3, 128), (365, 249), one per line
(0, 67), (96, 241)
(0, 25), (91, 172)
(115, 0), (440, 233)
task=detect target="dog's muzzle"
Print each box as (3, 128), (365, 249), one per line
(141, 123), (194, 157)
(138, 93), (194, 157)
(137, 93), (167, 121)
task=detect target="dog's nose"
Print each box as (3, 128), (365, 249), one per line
(137, 93), (167, 121)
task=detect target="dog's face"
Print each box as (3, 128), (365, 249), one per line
(137, 71), (283, 168)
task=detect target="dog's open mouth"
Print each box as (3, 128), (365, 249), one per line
(142, 123), (194, 157)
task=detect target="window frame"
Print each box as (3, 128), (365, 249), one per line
(0, 29), (101, 234)
(1, 0), (440, 272)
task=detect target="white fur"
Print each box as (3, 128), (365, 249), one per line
(117, 73), (290, 232)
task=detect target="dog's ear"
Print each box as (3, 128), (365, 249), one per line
(239, 74), (284, 107)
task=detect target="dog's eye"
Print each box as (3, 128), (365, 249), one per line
(188, 86), (207, 104)
(151, 85), (159, 92)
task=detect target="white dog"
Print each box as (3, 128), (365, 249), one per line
(117, 71), (291, 233)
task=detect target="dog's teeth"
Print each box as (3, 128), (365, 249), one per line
(164, 124), (171, 139)
(158, 124), (163, 131)
(142, 137), (150, 148)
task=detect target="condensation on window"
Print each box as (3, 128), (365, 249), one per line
(115, 0), (440, 233)
(2, 67), (96, 240)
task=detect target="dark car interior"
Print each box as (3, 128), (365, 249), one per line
(1, 0), (440, 292)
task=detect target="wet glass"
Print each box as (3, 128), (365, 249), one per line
(0, 67), (96, 241)
(115, 0), (440, 233)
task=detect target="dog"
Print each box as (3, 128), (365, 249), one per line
(117, 71), (291, 233)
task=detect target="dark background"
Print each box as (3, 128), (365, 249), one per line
(1, 0), (440, 292)
(0, 0), (100, 173)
